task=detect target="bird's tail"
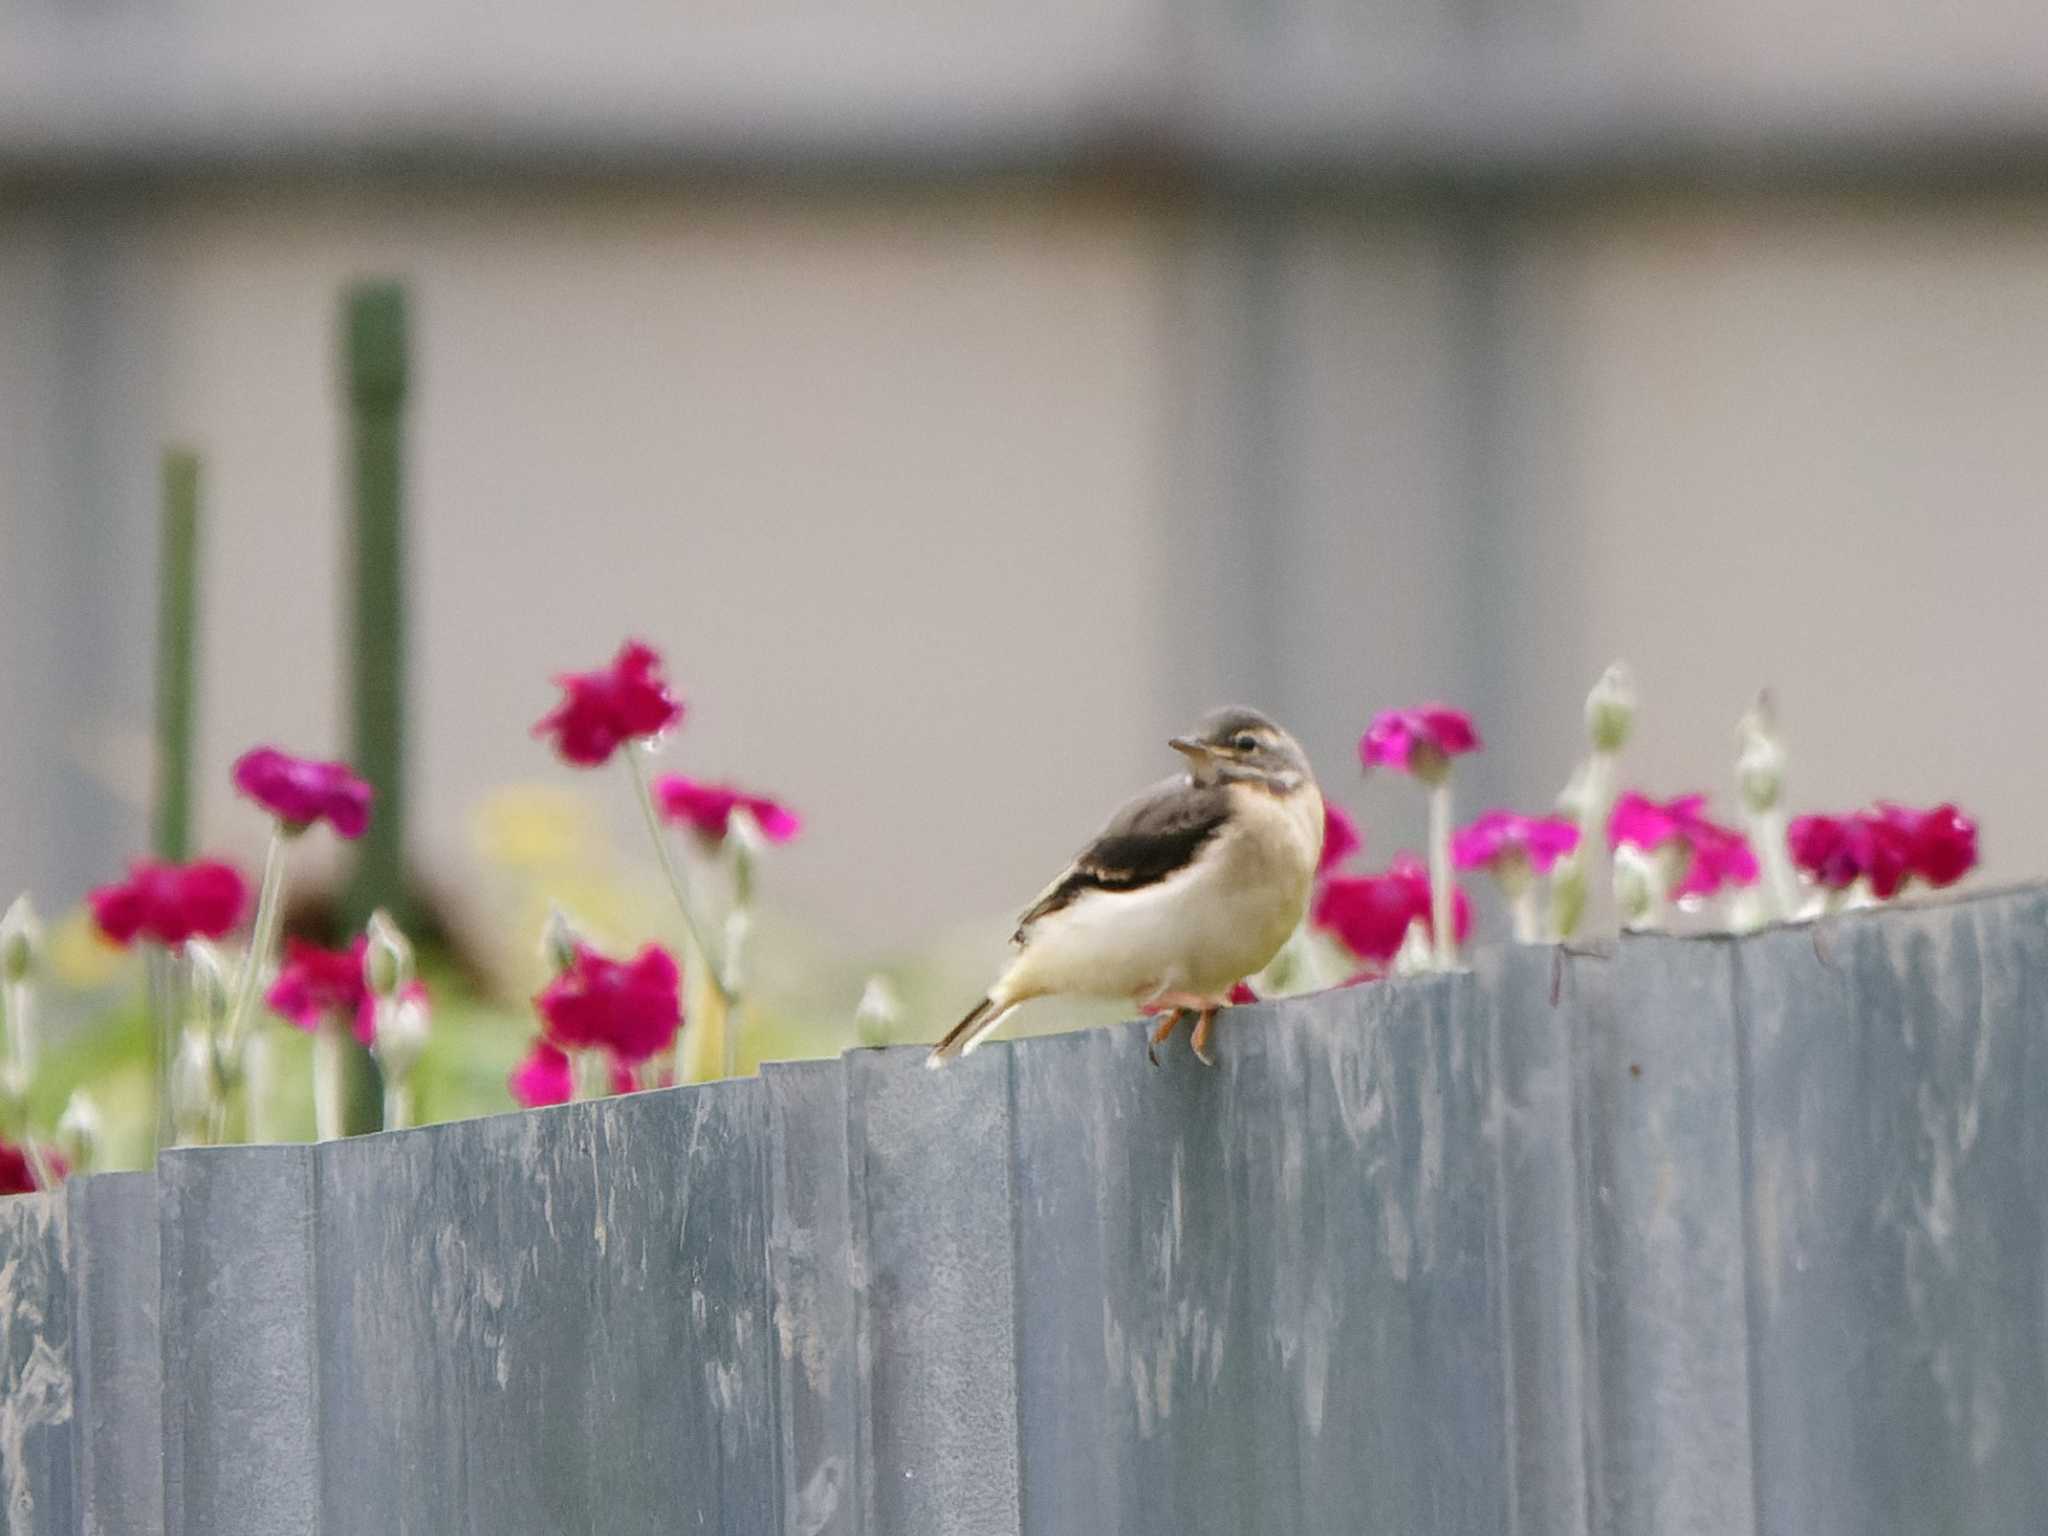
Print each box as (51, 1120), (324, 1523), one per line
(925, 992), (1025, 1068)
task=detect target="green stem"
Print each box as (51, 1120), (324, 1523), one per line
(624, 746), (733, 1007)
(1751, 805), (1801, 922)
(313, 1016), (347, 1141)
(1427, 779), (1457, 969)
(721, 834), (757, 1078)
(382, 1080), (414, 1131)
(145, 949), (174, 1154)
(221, 829), (290, 1061)
(154, 449), (201, 862)
(1509, 885), (1541, 945)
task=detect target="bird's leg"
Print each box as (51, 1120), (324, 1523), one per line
(1189, 1008), (1218, 1067)
(1139, 989), (1207, 1066)
(1146, 1009), (1184, 1067)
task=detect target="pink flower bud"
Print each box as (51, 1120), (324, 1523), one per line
(653, 775), (802, 845)
(1312, 853), (1472, 966)
(232, 748), (373, 839)
(1451, 810), (1581, 878)
(533, 640), (683, 767)
(1358, 706), (1481, 784)
(1319, 803), (1362, 875)
(88, 859), (249, 948)
(533, 942), (683, 1066)
(1609, 792), (1759, 900)
(509, 1038), (574, 1108)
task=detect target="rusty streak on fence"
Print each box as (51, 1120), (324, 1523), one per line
(3, 886), (2045, 1535)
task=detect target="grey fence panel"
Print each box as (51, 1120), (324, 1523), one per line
(312, 1080), (777, 1536)
(844, 1046), (1022, 1536)
(0, 1188), (73, 1536)
(1286, 973), (1510, 1532)
(1737, 891), (2048, 1536)
(68, 1171), (162, 1536)
(760, 1060), (858, 1536)
(1579, 935), (1756, 1536)
(1006, 978), (1512, 1536)
(9, 888), (2048, 1535)
(158, 1144), (320, 1536)
(1484, 941), (1592, 1536)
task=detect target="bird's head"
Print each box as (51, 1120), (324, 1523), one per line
(1170, 708), (1314, 793)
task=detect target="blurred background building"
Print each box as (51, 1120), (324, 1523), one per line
(3, 0), (2045, 988)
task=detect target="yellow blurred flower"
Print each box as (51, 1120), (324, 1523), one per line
(471, 785), (601, 873)
(48, 905), (128, 990)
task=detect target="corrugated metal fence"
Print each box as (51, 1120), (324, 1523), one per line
(3, 886), (2044, 1534)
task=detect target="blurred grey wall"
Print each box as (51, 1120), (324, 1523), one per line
(3, 0), (2047, 954)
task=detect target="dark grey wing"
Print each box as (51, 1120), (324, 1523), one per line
(1012, 777), (1231, 942)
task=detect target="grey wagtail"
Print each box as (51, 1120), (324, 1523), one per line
(928, 707), (1324, 1068)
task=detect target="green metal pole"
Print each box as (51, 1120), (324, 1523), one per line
(341, 281), (409, 930)
(154, 449), (200, 863)
(340, 281), (411, 1133)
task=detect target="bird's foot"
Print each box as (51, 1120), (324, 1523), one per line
(1189, 1007), (1218, 1067)
(1146, 1007), (1186, 1066)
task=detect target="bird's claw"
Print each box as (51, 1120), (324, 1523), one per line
(1146, 1006), (1185, 1066)
(1189, 1008), (1217, 1067)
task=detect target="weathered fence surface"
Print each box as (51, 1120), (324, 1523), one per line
(3, 886), (2044, 1535)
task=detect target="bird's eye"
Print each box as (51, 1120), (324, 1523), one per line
(1232, 733), (1260, 753)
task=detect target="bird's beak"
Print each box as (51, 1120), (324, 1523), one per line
(1169, 736), (1211, 761)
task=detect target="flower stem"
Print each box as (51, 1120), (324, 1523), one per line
(4, 977), (35, 1133)
(143, 948), (175, 1153)
(1509, 886), (1541, 945)
(382, 1080), (414, 1131)
(221, 827), (290, 1060)
(241, 1031), (274, 1144)
(313, 1016), (346, 1141)
(720, 832), (757, 1079)
(624, 744), (733, 1008)
(1750, 805), (1801, 922)
(571, 1049), (607, 1102)
(1427, 779), (1457, 969)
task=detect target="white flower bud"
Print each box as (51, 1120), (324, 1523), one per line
(363, 909), (414, 999)
(1, 895), (41, 984)
(185, 938), (233, 1021)
(1613, 844), (1661, 930)
(540, 904), (583, 975)
(1735, 691), (1786, 815)
(372, 989), (431, 1082)
(854, 976), (902, 1046)
(1585, 662), (1637, 755)
(56, 1091), (102, 1172)
(169, 1027), (218, 1143)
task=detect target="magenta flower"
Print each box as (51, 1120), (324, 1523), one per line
(232, 748), (373, 839)
(1319, 803), (1362, 875)
(267, 937), (375, 1043)
(1610, 792), (1759, 900)
(509, 1036), (640, 1106)
(1312, 853), (1472, 967)
(509, 1038), (574, 1108)
(535, 942), (683, 1066)
(1359, 706), (1482, 779)
(1227, 981), (1259, 1005)
(654, 775), (802, 845)
(0, 1141), (64, 1196)
(1896, 803), (1978, 888)
(1787, 813), (1888, 894)
(534, 640), (683, 767)
(1789, 802), (1977, 898)
(88, 858), (248, 948)
(1452, 810), (1580, 877)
